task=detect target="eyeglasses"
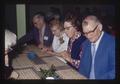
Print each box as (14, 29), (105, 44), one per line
(64, 26), (73, 30)
(83, 25), (98, 35)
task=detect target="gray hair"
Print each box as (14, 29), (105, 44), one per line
(82, 15), (100, 26)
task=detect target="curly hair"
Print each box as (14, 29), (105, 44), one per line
(64, 11), (81, 31)
(49, 19), (64, 31)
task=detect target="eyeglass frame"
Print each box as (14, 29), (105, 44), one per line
(83, 24), (98, 35)
(64, 26), (74, 30)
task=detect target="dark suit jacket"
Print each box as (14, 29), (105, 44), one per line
(79, 32), (115, 79)
(18, 26), (53, 47)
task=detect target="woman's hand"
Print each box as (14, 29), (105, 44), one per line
(60, 51), (71, 62)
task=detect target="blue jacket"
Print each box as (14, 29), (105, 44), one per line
(79, 32), (115, 79)
(18, 26), (53, 47)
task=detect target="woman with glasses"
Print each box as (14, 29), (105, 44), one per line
(60, 12), (86, 70)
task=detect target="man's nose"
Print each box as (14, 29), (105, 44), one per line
(52, 31), (55, 35)
(65, 29), (67, 33)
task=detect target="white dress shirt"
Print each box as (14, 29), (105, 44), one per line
(91, 31), (104, 54)
(89, 31), (104, 79)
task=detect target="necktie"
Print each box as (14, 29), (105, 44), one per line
(89, 43), (96, 79)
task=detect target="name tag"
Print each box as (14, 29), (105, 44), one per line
(44, 36), (48, 40)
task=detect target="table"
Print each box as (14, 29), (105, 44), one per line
(12, 45), (87, 79)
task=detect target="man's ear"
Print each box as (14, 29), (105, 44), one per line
(98, 23), (103, 31)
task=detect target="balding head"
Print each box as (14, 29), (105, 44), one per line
(82, 15), (101, 32)
(82, 15), (103, 43)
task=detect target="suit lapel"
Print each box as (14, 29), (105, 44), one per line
(94, 33), (105, 61)
(94, 33), (106, 74)
(88, 42), (92, 61)
(87, 41), (92, 74)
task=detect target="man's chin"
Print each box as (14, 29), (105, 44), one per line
(89, 39), (96, 43)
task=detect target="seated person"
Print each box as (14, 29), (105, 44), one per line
(17, 12), (54, 50)
(79, 15), (115, 79)
(47, 19), (69, 63)
(60, 13), (86, 70)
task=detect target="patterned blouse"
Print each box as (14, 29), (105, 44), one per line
(67, 32), (86, 70)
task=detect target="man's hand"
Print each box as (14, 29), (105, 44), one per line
(38, 44), (44, 49)
(46, 50), (55, 55)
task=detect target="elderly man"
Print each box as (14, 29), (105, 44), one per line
(79, 15), (115, 79)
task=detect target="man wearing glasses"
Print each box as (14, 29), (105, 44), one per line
(79, 15), (115, 79)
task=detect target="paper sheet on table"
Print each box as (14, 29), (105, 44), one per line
(54, 56), (67, 64)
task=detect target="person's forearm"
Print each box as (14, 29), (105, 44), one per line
(61, 52), (72, 63)
(47, 46), (53, 51)
(53, 52), (62, 57)
(65, 55), (72, 63)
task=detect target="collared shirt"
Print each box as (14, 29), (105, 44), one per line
(52, 32), (69, 53)
(89, 31), (104, 79)
(67, 32), (82, 69)
(91, 31), (104, 55)
(39, 25), (46, 45)
(68, 32), (81, 53)
(52, 32), (69, 64)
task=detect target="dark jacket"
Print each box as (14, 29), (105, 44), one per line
(18, 26), (53, 47)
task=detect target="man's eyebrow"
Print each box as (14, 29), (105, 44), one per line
(65, 26), (72, 29)
(66, 27), (70, 28)
(82, 20), (88, 26)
